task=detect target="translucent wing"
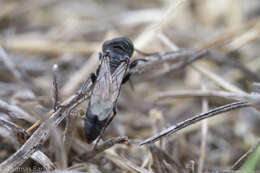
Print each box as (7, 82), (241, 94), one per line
(111, 61), (128, 101)
(89, 56), (128, 121)
(90, 55), (114, 121)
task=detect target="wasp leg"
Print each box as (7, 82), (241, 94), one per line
(121, 73), (130, 84)
(88, 53), (103, 85)
(104, 106), (117, 128)
(90, 73), (97, 84)
(129, 58), (147, 69)
(98, 52), (103, 62)
(122, 58), (147, 84)
(79, 75), (93, 95)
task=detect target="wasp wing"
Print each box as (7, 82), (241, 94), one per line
(89, 55), (114, 121)
(111, 61), (128, 102)
(89, 55), (129, 121)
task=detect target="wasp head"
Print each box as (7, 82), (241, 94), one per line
(102, 37), (134, 62)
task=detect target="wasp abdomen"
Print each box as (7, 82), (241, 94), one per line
(84, 109), (106, 143)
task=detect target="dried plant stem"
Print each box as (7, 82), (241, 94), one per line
(0, 117), (27, 135)
(0, 83), (92, 173)
(78, 136), (128, 161)
(149, 144), (183, 173)
(151, 50), (208, 77)
(26, 76), (92, 134)
(0, 46), (23, 82)
(0, 117), (54, 171)
(0, 99), (36, 123)
(63, 113), (76, 154)
(25, 109), (54, 134)
(104, 149), (152, 173)
(154, 90), (248, 101)
(192, 64), (246, 94)
(198, 82), (209, 173)
(31, 150), (56, 171)
(139, 101), (250, 145)
(1, 38), (99, 55)
(52, 64), (59, 110)
(231, 138), (260, 170)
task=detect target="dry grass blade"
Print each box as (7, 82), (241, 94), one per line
(0, 81), (93, 173)
(149, 144), (183, 173)
(0, 117), (54, 170)
(139, 101), (250, 145)
(63, 112), (77, 154)
(230, 138), (260, 170)
(0, 99), (36, 122)
(192, 64), (246, 94)
(2, 38), (99, 55)
(130, 50), (206, 74)
(78, 136), (128, 161)
(0, 46), (24, 82)
(49, 125), (68, 169)
(104, 149), (153, 173)
(154, 90), (248, 101)
(208, 52), (260, 82)
(25, 76), (92, 134)
(52, 64), (60, 110)
(151, 50), (208, 77)
(31, 150), (56, 171)
(0, 117), (27, 135)
(198, 82), (209, 173)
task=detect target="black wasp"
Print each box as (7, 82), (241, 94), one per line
(84, 37), (145, 143)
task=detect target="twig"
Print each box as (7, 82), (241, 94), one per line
(0, 99), (36, 122)
(149, 144), (183, 173)
(192, 64), (246, 94)
(0, 79), (93, 173)
(52, 64), (59, 110)
(198, 81), (208, 173)
(0, 46), (35, 92)
(208, 52), (260, 82)
(78, 136), (128, 161)
(151, 50), (208, 77)
(0, 46), (24, 83)
(157, 33), (179, 51)
(230, 138), (260, 170)
(130, 50), (208, 74)
(25, 75), (92, 134)
(195, 18), (257, 50)
(0, 116), (56, 171)
(49, 124), (67, 169)
(1, 38), (99, 55)
(154, 90), (248, 101)
(104, 149), (153, 173)
(139, 101), (250, 145)
(0, 117), (27, 135)
(225, 27), (259, 52)
(31, 150), (56, 171)
(150, 145), (169, 173)
(63, 111), (77, 154)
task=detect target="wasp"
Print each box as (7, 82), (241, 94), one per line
(84, 37), (146, 143)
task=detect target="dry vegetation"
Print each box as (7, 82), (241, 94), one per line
(1, 0), (260, 172)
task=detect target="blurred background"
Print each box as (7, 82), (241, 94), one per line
(1, 0), (260, 172)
